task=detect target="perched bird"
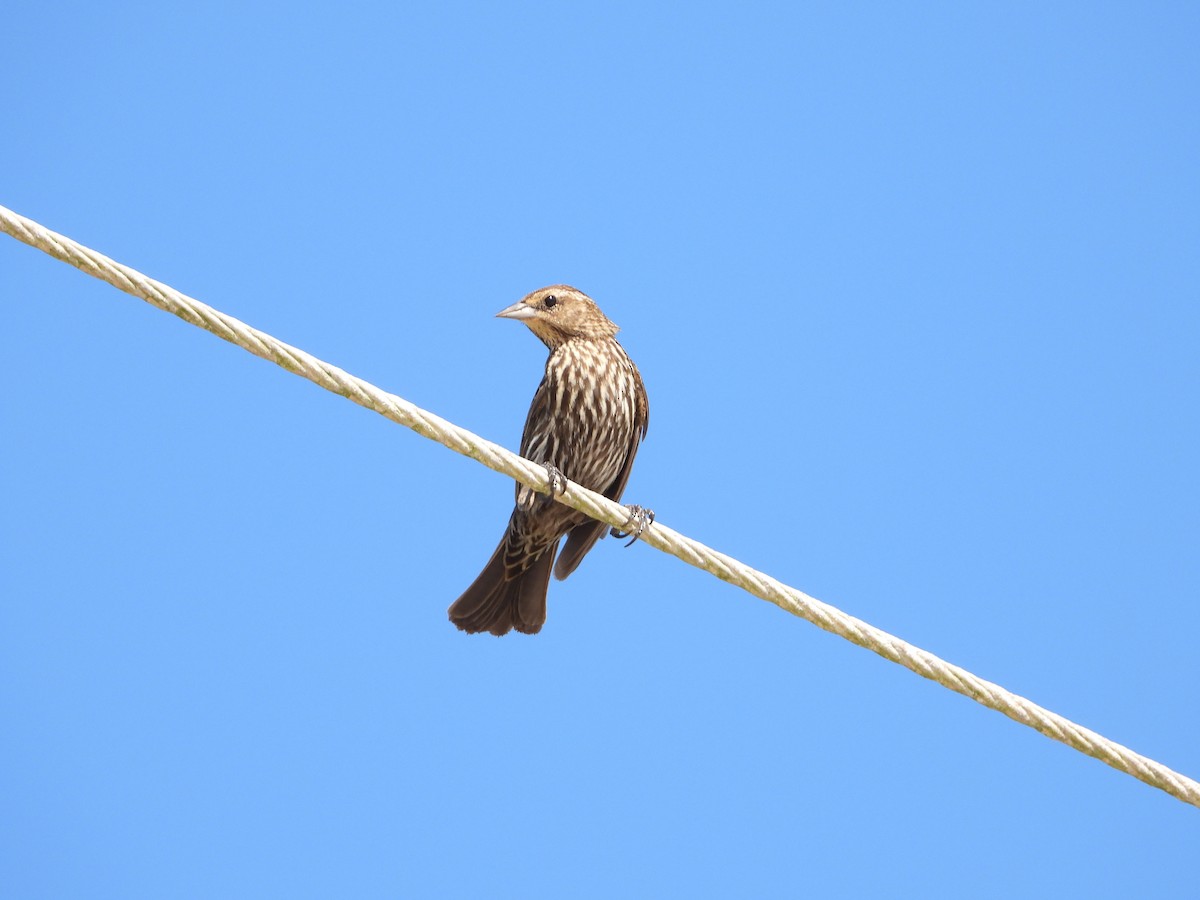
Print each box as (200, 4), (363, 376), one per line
(449, 285), (650, 635)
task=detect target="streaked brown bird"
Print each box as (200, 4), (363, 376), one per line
(448, 285), (650, 635)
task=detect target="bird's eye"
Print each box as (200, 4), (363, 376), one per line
(544, 295), (557, 309)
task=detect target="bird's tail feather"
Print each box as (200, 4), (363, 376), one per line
(448, 540), (555, 636)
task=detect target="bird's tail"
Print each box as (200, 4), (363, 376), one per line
(448, 538), (555, 636)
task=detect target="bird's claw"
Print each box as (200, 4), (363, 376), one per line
(540, 463), (567, 507)
(611, 505), (655, 547)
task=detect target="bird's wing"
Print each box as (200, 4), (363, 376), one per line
(515, 374), (552, 507)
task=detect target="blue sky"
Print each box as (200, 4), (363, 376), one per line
(2, 3), (1198, 897)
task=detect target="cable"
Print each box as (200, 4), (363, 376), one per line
(3, 202), (1196, 809)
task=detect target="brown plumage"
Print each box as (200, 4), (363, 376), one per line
(448, 285), (649, 635)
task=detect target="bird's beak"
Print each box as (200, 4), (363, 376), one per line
(496, 301), (537, 320)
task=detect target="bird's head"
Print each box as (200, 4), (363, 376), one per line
(496, 285), (619, 347)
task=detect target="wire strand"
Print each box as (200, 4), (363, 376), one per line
(3, 202), (1196, 810)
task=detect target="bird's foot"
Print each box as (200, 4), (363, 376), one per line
(539, 463), (567, 508)
(611, 505), (655, 547)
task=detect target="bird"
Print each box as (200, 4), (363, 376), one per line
(448, 285), (650, 635)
